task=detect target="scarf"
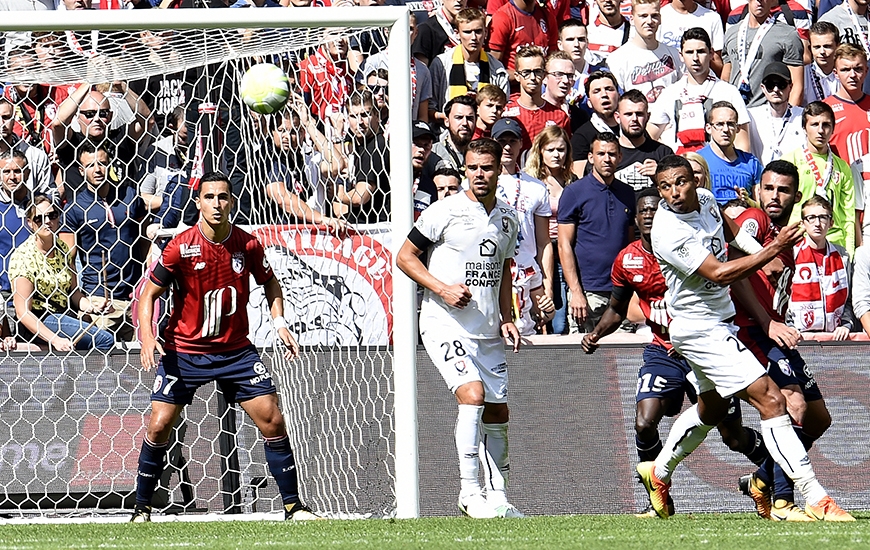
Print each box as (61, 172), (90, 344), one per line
(790, 236), (849, 332)
(435, 8), (461, 48)
(674, 75), (716, 154)
(447, 46), (491, 100)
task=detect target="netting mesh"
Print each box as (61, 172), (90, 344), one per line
(0, 15), (400, 518)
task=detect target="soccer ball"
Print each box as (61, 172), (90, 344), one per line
(239, 63), (291, 115)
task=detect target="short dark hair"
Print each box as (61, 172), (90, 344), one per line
(723, 197), (751, 211)
(346, 90), (374, 110)
(762, 160), (800, 193)
(444, 94), (477, 117)
(432, 166), (462, 182)
(619, 89), (648, 108)
(584, 70), (618, 96)
(77, 141), (111, 162)
(466, 138), (502, 165)
(810, 21), (839, 43)
(637, 186), (660, 206)
(0, 148), (27, 165)
(706, 100), (738, 124)
(802, 101), (835, 127)
(681, 27), (712, 50)
(591, 131), (620, 150)
(199, 171), (233, 195)
(25, 194), (52, 222)
(558, 18), (585, 34)
(654, 155), (693, 181)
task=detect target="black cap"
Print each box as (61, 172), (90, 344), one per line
(762, 62), (791, 84)
(491, 118), (523, 139)
(412, 120), (435, 140)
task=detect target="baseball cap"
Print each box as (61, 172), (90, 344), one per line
(412, 120), (435, 140)
(761, 62), (791, 84)
(491, 118), (523, 140)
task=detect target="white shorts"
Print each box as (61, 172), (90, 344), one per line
(513, 265), (543, 337)
(669, 317), (766, 399)
(420, 329), (508, 403)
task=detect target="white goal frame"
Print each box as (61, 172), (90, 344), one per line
(0, 6), (419, 519)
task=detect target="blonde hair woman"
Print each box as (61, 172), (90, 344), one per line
(681, 151), (711, 190)
(525, 125), (576, 334)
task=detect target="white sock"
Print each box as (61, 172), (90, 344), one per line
(480, 422), (509, 506)
(456, 404), (484, 496)
(760, 415), (827, 506)
(654, 404), (714, 483)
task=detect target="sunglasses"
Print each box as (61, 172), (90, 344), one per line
(79, 109), (112, 120)
(762, 79), (789, 91)
(367, 84), (388, 94)
(32, 210), (59, 225)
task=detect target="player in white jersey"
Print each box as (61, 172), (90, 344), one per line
(636, 155), (855, 522)
(397, 138), (522, 519)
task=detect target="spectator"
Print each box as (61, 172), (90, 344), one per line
(525, 125), (577, 335)
(819, 0), (870, 96)
(586, 0), (632, 66)
(333, 91), (390, 224)
(0, 150), (35, 317)
(606, 0), (682, 106)
(139, 105), (188, 214)
(51, 85), (149, 194)
(698, 101), (763, 204)
(9, 195), (114, 351)
(721, 0), (804, 107)
(747, 62), (806, 166)
(649, 27), (749, 154)
(60, 142), (147, 341)
(852, 244), (870, 337)
(262, 105), (346, 231)
(557, 19), (605, 114)
(787, 196), (854, 340)
(432, 95), (476, 172)
(611, 89), (673, 192)
(558, 131), (635, 333)
(411, 121), (442, 217)
(658, 0), (724, 75)
(571, 70), (620, 175)
(433, 166), (462, 200)
(298, 33), (355, 131)
(412, 0), (465, 66)
(0, 99), (54, 200)
(492, 118), (554, 336)
(364, 69), (390, 127)
(472, 85), (507, 139)
(503, 46), (572, 153)
(542, 51), (587, 132)
(804, 22), (841, 104)
(824, 45), (870, 172)
(429, 8), (510, 121)
(782, 102), (857, 255)
(488, 0), (558, 78)
(681, 150), (711, 190)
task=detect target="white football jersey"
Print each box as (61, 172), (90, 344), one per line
(495, 172), (551, 272)
(415, 192), (519, 339)
(651, 187), (735, 322)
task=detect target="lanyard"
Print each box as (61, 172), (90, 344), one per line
(737, 16), (775, 86)
(845, 1), (870, 55)
(809, 63), (825, 102)
(770, 106), (793, 147)
(803, 146), (834, 195)
(679, 74), (716, 102)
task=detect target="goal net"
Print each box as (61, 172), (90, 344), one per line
(0, 6), (417, 519)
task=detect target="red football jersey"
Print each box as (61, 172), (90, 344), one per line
(488, 2), (559, 71)
(610, 239), (672, 349)
(732, 208), (794, 326)
(503, 97), (571, 152)
(152, 225), (274, 353)
(825, 93), (870, 166)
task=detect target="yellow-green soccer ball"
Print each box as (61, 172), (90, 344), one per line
(240, 63), (290, 115)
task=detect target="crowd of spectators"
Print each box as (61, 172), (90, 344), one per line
(3, 0), (870, 349)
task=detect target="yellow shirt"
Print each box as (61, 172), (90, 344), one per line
(8, 237), (73, 316)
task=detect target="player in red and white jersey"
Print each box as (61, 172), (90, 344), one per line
(730, 161), (834, 522)
(131, 172), (318, 523)
(583, 186), (770, 518)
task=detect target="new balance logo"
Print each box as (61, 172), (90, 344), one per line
(283, 466), (296, 472)
(194, 262), (206, 270)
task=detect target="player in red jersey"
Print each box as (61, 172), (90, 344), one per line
(582, 187), (770, 517)
(131, 172), (318, 523)
(730, 160), (833, 521)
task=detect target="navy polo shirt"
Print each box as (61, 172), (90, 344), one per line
(62, 183), (146, 299)
(557, 173), (635, 293)
(0, 199), (29, 293)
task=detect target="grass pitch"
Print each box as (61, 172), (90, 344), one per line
(1, 513), (869, 549)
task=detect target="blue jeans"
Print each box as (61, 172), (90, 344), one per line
(550, 263), (569, 335)
(41, 313), (115, 350)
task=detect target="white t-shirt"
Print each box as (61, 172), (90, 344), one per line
(651, 188), (735, 322)
(586, 17), (631, 65)
(658, 4), (725, 51)
(606, 40), (683, 104)
(747, 104), (806, 165)
(415, 192), (519, 339)
(803, 63), (839, 104)
(649, 76), (749, 151)
(495, 172), (551, 271)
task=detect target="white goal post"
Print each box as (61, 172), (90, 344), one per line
(0, 6), (419, 519)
